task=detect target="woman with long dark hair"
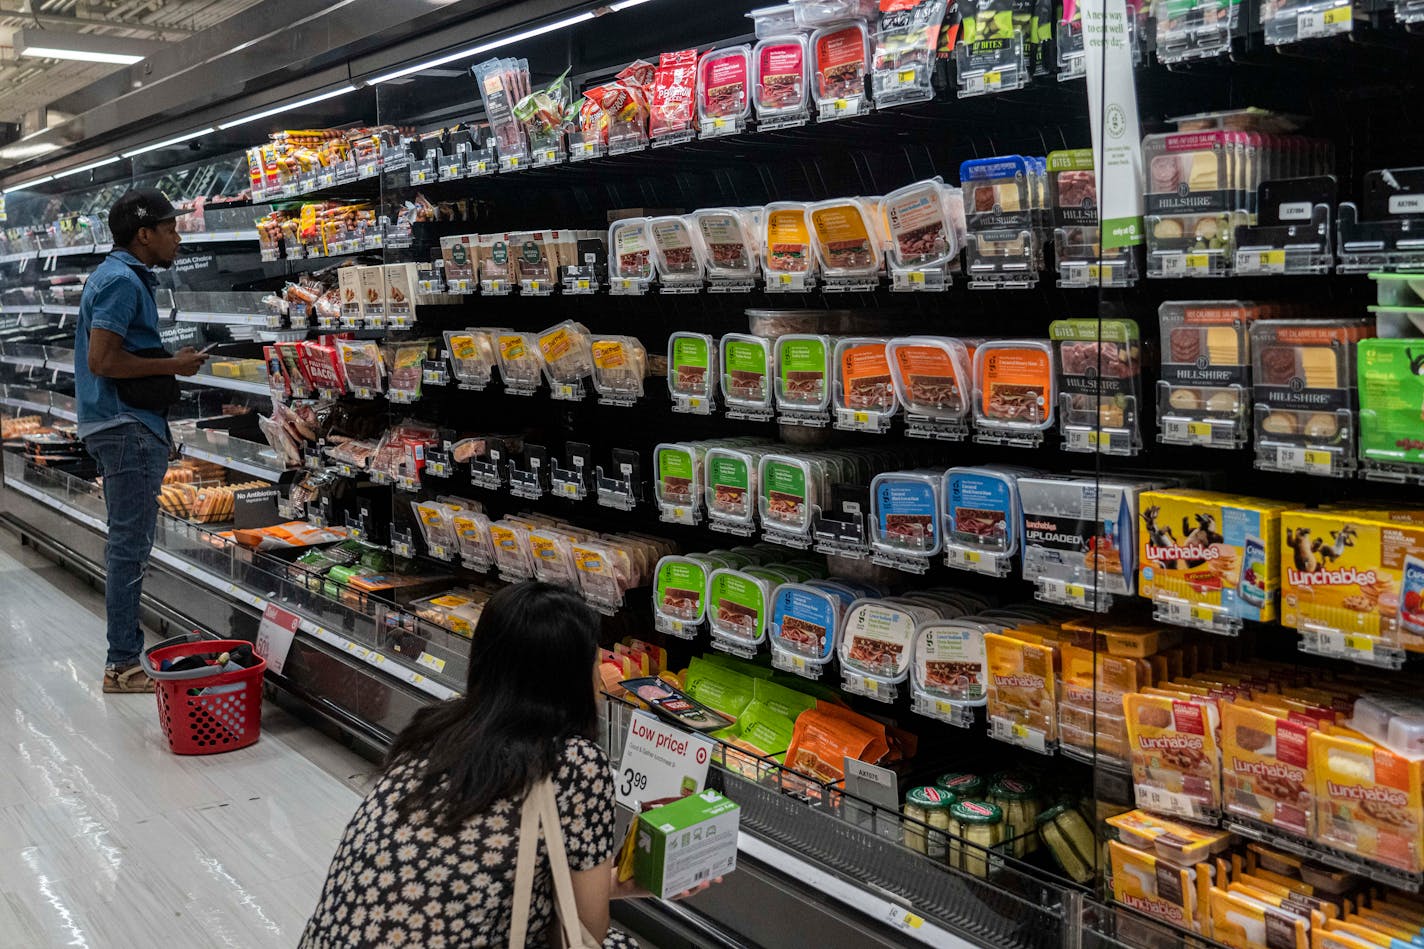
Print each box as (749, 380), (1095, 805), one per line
(300, 581), (646, 947)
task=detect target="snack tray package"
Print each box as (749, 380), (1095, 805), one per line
(608, 217), (655, 291)
(1261, 0), (1352, 46)
(1155, 301), (1255, 450)
(1356, 337), (1424, 485)
(1250, 318), (1373, 479)
(1142, 130), (1239, 277)
(1153, 0), (1240, 63)
(960, 156), (1040, 288)
(1050, 318), (1144, 457)
(1057, 0), (1145, 80)
(1047, 147), (1139, 288)
(954, 0), (1031, 98)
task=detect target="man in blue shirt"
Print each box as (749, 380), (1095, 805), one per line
(77, 189), (207, 693)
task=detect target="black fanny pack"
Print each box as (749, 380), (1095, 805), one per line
(114, 347), (180, 414)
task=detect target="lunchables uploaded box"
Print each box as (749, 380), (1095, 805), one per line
(1139, 489), (1290, 627)
(1309, 728), (1424, 874)
(634, 789), (740, 899)
(1280, 508), (1424, 652)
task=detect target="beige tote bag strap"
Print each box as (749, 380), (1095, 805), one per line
(507, 783), (544, 949)
(537, 779), (603, 949)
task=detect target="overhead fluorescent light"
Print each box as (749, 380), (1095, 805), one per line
(217, 84), (359, 130)
(15, 28), (162, 65)
(3, 176), (55, 195)
(122, 127), (215, 158)
(609, 0), (656, 9)
(52, 156), (123, 180)
(367, 10), (596, 85)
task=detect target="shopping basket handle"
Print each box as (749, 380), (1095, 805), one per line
(140, 633), (230, 681)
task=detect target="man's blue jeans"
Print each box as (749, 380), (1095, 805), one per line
(84, 422), (168, 667)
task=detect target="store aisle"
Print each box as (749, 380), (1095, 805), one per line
(0, 535), (374, 948)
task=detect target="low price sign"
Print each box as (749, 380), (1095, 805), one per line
(616, 711), (715, 810)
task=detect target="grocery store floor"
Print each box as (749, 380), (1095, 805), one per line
(0, 537), (377, 948)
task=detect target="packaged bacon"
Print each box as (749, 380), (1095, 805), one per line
(697, 46), (753, 131)
(753, 35), (811, 120)
(648, 49), (699, 139)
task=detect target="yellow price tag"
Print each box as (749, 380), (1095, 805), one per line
(779, 273), (793, 285)
(908, 270), (925, 284)
(964, 550), (981, 563)
(563, 482), (579, 496)
(792, 656), (806, 670)
(1323, 6), (1350, 23)
(412, 673), (425, 685)
(1011, 723), (1029, 739)
(1185, 253), (1210, 270)
(1190, 604), (1216, 624)
(935, 700), (954, 715)
(1260, 249), (1286, 267)
(1304, 449), (1331, 467)
(898, 68), (916, 83)
(864, 678), (878, 693)
(1086, 264), (1102, 279)
(1187, 421), (1212, 437)
(1344, 634), (1374, 653)
(529, 280), (540, 291)
(904, 914), (924, 930)
(672, 506), (687, 519)
(985, 71), (1002, 85)
(1066, 583), (1086, 600)
(509, 157), (519, 167)
(713, 118), (727, 128)
(854, 411), (870, 424)
(834, 98), (849, 111)
(576, 279), (590, 290)
(688, 397), (702, 409)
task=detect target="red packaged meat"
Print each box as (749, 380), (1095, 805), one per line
(649, 49), (700, 138)
(697, 46), (752, 126)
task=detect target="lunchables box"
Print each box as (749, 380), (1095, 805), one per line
(1280, 508), (1424, 653)
(1308, 728), (1424, 874)
(1138, 489), (1291, 629)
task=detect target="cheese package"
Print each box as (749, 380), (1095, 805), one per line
(1251, 319), (1374, 478)
(1221, 701), (1317, 837)
(1280, 508), (1424, 652)
(1156, 301), (1260, 449)
(1109, 840), (1201, 932)
(960, 156), (1040, 278)
(985, 631), (1058, 753)
(1309, 728), (1424, 874)
(1138, 488), (1291, 627)
(1125, 691), (1223, 822)
(1209, 886), (1310, 949)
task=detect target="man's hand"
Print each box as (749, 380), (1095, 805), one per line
(170, 346), (209, 376)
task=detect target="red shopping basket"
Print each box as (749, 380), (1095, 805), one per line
(141, 634), (267, 755)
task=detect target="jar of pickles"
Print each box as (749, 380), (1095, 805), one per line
(989, 777), (1040, 857)
(902, 786), (953, 860)
(1036, 803), (1096, 884)
(947, 800), (1004, 878)
(935, 772), (985, 800)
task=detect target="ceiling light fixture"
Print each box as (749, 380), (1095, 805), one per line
(367, 10), (596, 85)
(608, 0), (656, 9)
(3, 176), (55, 195)
(122, 127), (215, 158)
(15, 28), (163, 65)
(217, 84), (359, 130)
(51, 156), (123, 179)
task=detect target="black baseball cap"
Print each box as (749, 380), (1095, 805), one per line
(109, 188), (192, 244)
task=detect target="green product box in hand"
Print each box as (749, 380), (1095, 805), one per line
(634, 790), (740, 900)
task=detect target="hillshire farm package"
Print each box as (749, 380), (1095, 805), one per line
(1279, 507), (1424, 653)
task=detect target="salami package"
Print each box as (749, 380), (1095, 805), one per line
(648, 49), (700, 139)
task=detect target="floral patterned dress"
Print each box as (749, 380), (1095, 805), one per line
(300, 736), (635, 948)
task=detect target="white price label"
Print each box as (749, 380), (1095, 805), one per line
(990, 717), (1047, 753)
(616, 711), (714, 809)
(255, 603), (299, 675)
(416, 652), (446, 673)
(1160, 253), (1186, 277)
(1135, 783), (1198, 819)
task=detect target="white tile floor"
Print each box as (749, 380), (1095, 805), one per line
(0, 533), (376, 948)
